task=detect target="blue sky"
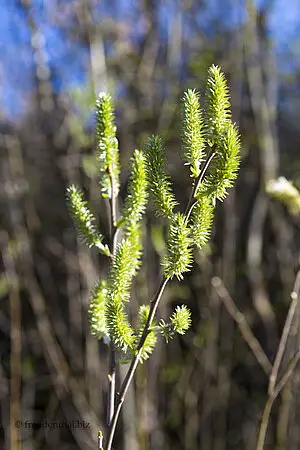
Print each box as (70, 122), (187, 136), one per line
(0, 0), (299, 121)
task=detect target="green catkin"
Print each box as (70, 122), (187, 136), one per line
(66, 184), (111, 256)
(136, 305), (158, 361)
(67, 64), (240, 363)
(198, 121), (240, 201)
(163, 213), (193, 280)
(89, 280), (109, 340)
(182, 89), (206, 178)
(96, 92), (120, 199)
(206, 64), (231, 141)
(144, 135), (178, 219)
(191, 195), (215, 248)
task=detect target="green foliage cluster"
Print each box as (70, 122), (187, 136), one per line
(66, 64), (240, 362)
(159, 305), (192, 342)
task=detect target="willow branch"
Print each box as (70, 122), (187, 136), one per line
(106, 277), (169, 450)
(106, 146), (217, 448)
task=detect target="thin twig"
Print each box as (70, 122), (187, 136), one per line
(256, 350), (300, 450)
(255, 267), (300, 450)
(107, 173), (118, 426)
(185, 147), (216, 220)
(211, 276), (272, 375)
(268, 269), (300, 396)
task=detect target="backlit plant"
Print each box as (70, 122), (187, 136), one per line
(66, 65), (241, 449)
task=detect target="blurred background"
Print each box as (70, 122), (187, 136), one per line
(1, 0), (300, 449)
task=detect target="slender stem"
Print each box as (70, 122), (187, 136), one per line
(107, 173), (118, 427)
(107, 347), (116, 427)
(268, 269), (300, 396)
(256, 396), (274, 450)
(184, 147), (216, 221)
(106, 278), (169, 450)
(256, 268), (300, 450)
(256, 350), (300, 450)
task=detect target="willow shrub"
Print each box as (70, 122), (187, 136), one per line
(66, 65), (241, 450)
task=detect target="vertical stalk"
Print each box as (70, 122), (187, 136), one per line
(256, 269), (300, 449)
(268, 270), (300, 396)
(256, 350), (300, 450)
(184, 147), (216, 220)
(107, 173), (118, 426)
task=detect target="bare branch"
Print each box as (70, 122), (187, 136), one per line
(211, 276), (272, 376)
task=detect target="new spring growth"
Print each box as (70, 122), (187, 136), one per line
(197, 65), (240, 201)
(96, 92), (120, 199)
(66, 65), (241, 450)
(105, 149), (148, 354)
(66, 64), (241, 373)
(182, 89), (205, 178)
(158, 305), (192, 343)
(66, 185), (111, 256)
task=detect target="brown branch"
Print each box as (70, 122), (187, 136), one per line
(268, 269), (300, 396)
(211, 276), (272, 376)
(256, 350), (300, 450)
(255, 267), (300, 449)
(212, 271), (300, 450)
